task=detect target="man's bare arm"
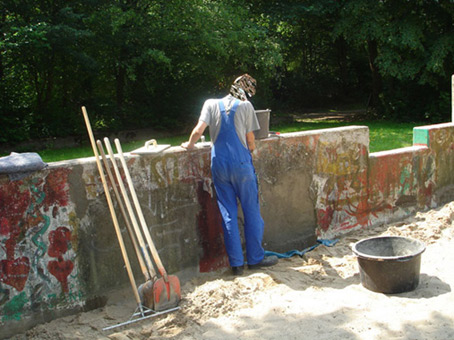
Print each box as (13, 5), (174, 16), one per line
(246, 131), (256, 152)
(181, 121), (208, 149)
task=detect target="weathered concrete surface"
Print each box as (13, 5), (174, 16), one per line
(414, 123), (454, 202)
(255, 126), (369, 247)
(1, 123), (454, 338)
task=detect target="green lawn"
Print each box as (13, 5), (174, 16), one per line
(36, 135), (190, 163)
(4, 119), (421, 163)
(272, 119), (419, 153)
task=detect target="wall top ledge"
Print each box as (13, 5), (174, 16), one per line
(370, 145), (428, 159)
(48, 145), (204, 167)
(46, 126), (371, 167)
(414, 122), (454, 130)
(276, 125), (369, 139)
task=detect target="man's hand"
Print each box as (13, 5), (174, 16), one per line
(181, 141), (194, 150)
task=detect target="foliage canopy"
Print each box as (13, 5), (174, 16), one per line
(1, 0), (454, 144)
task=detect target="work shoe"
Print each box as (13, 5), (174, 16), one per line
(248, 255), (278, 269)
(232, 265), (244, 276)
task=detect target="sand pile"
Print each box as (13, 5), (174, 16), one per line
(10, 201), (454, 340)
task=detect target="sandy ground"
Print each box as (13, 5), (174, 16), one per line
(10, 202), (454, 340)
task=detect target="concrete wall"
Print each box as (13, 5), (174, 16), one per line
(1, 122), (454, 338)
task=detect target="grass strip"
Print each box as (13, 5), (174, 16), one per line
(3, 119), (421, 163)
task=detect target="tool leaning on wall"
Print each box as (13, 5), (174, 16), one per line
(99, 138), (157, 309)
(82, 106), (180, 330)
(114, 137), (181, 311)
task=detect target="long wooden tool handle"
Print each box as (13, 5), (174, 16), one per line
(114, 138), (169, 281)
(97, 140), (149, 280)
(103, 137), (157, 280)
(81, 106), (142, 306)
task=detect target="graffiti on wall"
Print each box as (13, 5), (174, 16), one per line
(126, 151), (227, 273)
(312, 137), (369, 235)
(315, 125), (443, 239)
(315, 142), (436, 238)
(0, 169), (82, 322)
(430, 127), (454, 188)
(176, 151), (228, 273)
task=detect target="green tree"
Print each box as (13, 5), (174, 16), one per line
(1, 0), (282, 143)
(4, 0), (454, 146)
(1, 0), (93, 141)
(82, 0), (282, 130)
(334, 0), (454, 121)
(244, 0), (369, 109)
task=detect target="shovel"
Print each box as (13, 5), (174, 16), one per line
(114, 138), (181, 311)
(81, 107), (143, 310)
(102, 138), (158, 309)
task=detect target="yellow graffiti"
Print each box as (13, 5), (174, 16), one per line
(316, 141), (365, 175)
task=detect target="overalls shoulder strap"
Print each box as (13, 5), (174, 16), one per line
(211, 98), (251, 163)
(219, 99), (240, 117)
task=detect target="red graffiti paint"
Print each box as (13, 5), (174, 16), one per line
(0, 257), (30, 292)
(0, 169), (72, 296)
(0, 183), (32, 292)
(0, 217), (10, 236)
(47, 257), (74, 293)
(317, 205), (334, 232)
(47, 226), (74, 292)
(42, 169), (70, 210)
(346, 198), (374, 227)
(345, 195), (392, 229)
(196, 181), (228, 272)
(0, 182), (31, 236)
(5, 238), (18, 259)
(48, 227), (72, 258)
(372, 155), (410, 194)
(178, 153), (227, 271)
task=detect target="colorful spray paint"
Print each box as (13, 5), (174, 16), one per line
(0, 168), (81, 324)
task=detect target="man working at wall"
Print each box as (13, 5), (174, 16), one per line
(181, 74), (278, 275)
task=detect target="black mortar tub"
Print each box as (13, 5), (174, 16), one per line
(352, 236), (426, 294)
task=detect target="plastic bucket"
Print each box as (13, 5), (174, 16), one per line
(254, 109), (271, 139)
(352, 236), (425, 294)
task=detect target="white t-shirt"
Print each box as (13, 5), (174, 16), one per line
(199, 95), (260, 148)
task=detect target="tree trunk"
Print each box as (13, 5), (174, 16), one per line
(335, 37), (349, 98)
(116, 50), (126, 113)
(367, 39), (382, 108)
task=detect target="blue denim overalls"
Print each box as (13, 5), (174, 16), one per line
(211, 99), (265, 267)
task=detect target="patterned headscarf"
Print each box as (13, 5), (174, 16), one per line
(230, 74), (257, 101)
